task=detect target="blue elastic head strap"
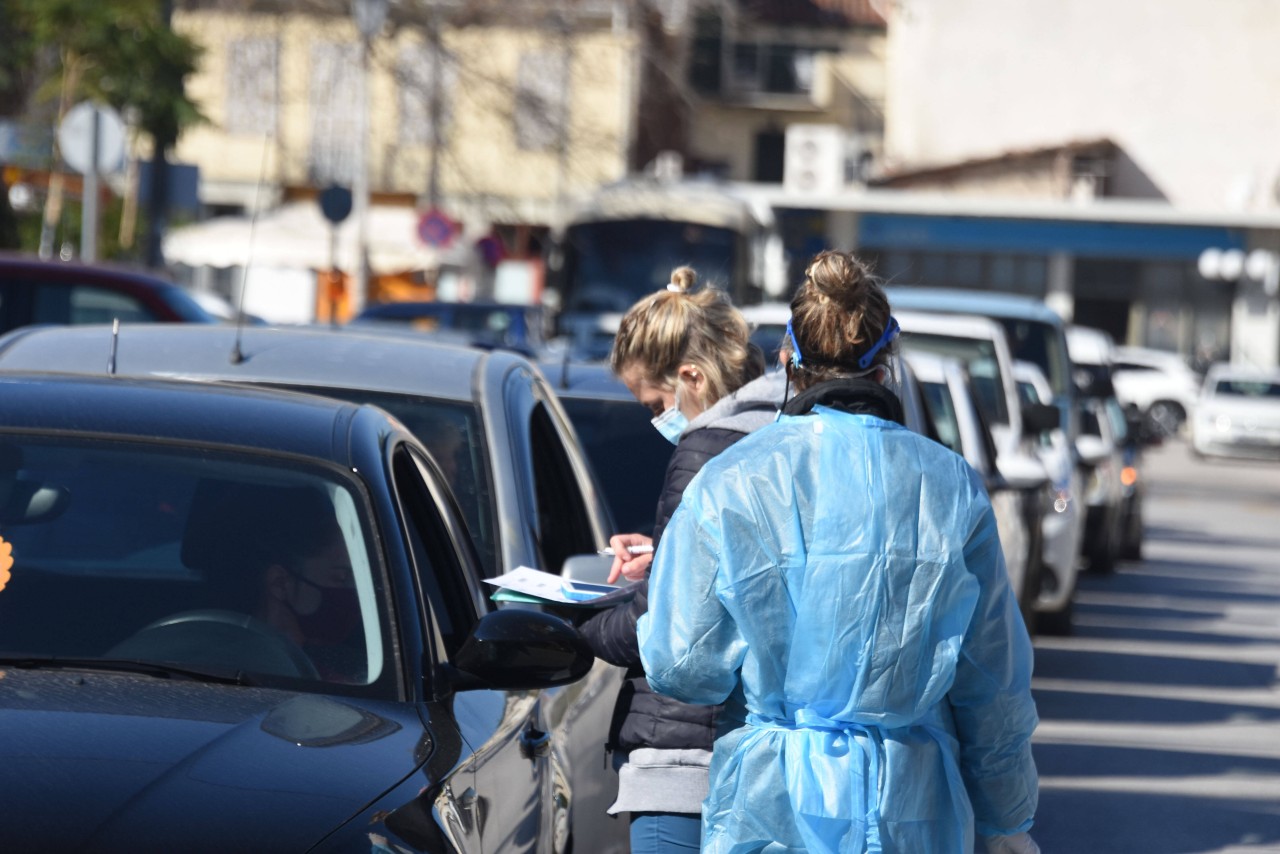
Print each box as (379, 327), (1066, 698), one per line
(785, 317), (804, 369)
(787, 315), (900, 371)
(857, 315), (900, 370)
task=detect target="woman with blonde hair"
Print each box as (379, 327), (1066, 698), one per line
(639, 250), (1041, 853)
(578, 265), (784, 853)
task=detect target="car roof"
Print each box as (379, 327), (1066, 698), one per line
(357, 301), (540, 318)
(886, 286), (1065, 326)
(537, 359), (634, 400)
(0, 323), (493, 402)
(0, 253), (182, 288)
(896, 308), (1007, 339)
(0, 371), (366, 462)
(738, 302), (791, 325)
(1065, 325), (1116, 365)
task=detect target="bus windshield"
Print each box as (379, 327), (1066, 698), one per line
(561, 219), (740, 313)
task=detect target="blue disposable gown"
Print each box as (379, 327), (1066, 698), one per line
(638, 406), (1039, 854)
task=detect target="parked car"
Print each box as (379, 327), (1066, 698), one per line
(540, 358), (675, 537)
(0, 323), (629, 852)
(349, 300), (547, 355)
(0, 372), (595, 852)
(0, 253), (220, 333)
(888, 289), (1086, 632)
(739, 300), (790, 367)
(1065, 326), (1147, 567)
(905, 349), (1040, 633)
(1011, 360), (1086, 591)
(1111, 344), (1202, 439)
(895, 310), (1061, 630)
(1191, 364), (1280, 461)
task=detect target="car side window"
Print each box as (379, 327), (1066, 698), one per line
(391, 446), (480, 657)
(33, 284), (154, 325)
(529, 401), (595, 574)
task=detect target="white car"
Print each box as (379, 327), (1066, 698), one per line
(1191, 364), (1280, 460)
(1012, 360), (1088, 588)
(1111, 345), (1201, 438)
(907, 350), (1038, 633)
(896, 310), (1074, 632)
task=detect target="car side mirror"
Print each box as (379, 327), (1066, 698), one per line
(1022, 402), (1060, 435)
(994, 452), (1050, 493)
(443, 609), (594, 693)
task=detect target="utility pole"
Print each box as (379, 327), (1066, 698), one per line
(426, 7), (443, 210)
(352, 0), (388, 314)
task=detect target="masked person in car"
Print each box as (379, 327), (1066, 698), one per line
(639, 250), (1041, 854)
(244, 488), (366, 684)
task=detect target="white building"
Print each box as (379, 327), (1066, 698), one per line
(882, 0), (1280, 214)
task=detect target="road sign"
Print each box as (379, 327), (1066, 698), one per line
(319, 184), (353, 224)
(57, 102), (126, 176)
(417, 206), (459, 248)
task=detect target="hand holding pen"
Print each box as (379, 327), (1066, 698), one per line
(603, 534), (654, 584)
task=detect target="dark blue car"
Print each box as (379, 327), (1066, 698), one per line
(0, 373), (594, 852)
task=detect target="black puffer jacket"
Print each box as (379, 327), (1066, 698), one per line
(579, 370), (785, 753)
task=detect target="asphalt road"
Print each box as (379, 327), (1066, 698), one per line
(1029, 438), (1280, 853)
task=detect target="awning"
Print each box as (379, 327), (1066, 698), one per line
(163, 202), (449, 274)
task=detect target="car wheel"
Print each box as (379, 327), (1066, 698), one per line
(1145, 400), (1186, 438)
(1121, 504), (1143, 561)
(1038, 599), (1073, 636)
(1087, 523), (1118, 574)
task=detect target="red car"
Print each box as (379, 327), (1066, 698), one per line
(0, 253), (219, 334)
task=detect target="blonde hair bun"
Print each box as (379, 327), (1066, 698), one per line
(666, 266), (698, 294)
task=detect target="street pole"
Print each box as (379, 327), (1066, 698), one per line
(352, 38), (370, 315)
(81, 107), (100, 262)
(351, 0), (387, 316)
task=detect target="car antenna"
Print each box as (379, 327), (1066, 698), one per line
(231, 134), (271, 365)
(559, 349), (571, 389)
(107, 318), (119, 375)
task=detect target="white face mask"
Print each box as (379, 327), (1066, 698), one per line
(650, 384), (688, 445)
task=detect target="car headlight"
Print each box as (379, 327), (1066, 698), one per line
(1215, 414), (1232, 432)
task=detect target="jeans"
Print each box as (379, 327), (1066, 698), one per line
(630, 812), (702, 853)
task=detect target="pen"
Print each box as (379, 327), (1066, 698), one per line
(599, 544), (655, 556)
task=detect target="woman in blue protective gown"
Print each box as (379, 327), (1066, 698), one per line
(638, 250), (1041, 854)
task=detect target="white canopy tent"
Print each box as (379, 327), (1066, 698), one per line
(163, 202), (443, 274)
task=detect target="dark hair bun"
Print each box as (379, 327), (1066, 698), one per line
(806, 251), (874, 313)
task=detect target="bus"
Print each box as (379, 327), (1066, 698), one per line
(547, 177), (786, 359)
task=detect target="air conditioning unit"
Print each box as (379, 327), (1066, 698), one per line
(784, 124), (847, 194)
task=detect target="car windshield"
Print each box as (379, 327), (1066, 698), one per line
(563, 219), (740, 313)
(289, 387), (498, 576)
(994, 317), (1071, 399)
(0, 436), (390, 694)
(1213, 378), (1280, 398)
(558, 395), (673, 536)
(902, 334), (1011, 426)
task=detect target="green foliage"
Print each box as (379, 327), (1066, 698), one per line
(11, 0), (207, 146)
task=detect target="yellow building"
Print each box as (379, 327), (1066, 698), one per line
(168, 2), (643, 314)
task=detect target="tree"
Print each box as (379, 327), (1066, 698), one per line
(9, 0), (205, 260)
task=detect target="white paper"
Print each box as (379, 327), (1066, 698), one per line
(483, 565), (617, 604)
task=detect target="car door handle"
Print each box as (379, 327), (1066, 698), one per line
(456, 786), (478, 811)
(520, 727), (551, 759)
